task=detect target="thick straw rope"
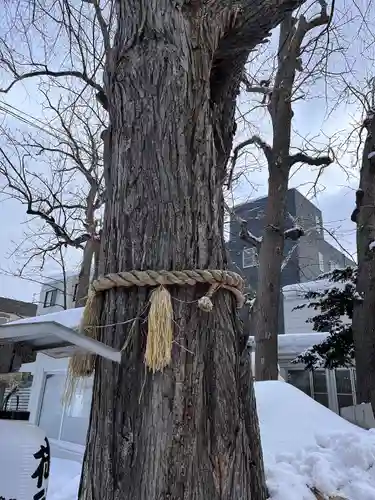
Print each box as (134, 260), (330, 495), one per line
(64, 269), (245, 402)
(89, 269), (245, 308)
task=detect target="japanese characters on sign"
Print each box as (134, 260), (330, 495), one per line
(31, 437), (50, 500)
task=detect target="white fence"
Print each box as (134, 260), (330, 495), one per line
(340, 403), (375, 429)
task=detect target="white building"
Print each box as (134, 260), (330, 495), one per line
(282, 278), (351, 335)
(37, 272), (80, 316)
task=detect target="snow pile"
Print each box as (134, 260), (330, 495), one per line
(48, 459), (81, 500)
(47, 381), (375, 500)
(255, 381), (359, 456)
(265, 432), (375, 500)
(256, 381), (375, 499)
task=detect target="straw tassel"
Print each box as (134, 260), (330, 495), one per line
(63, 290), (101, 404)
(145, 286), (174, 373)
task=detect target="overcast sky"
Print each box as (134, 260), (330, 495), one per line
(0, 0), (369, 303)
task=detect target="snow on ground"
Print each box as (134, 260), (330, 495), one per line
(256, 381), (375, 499)
(48, 458), (81, 500)
(47, 381), (375, 500)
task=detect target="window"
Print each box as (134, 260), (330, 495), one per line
(335, 369), (356, 410)
(38, 374), (65, 439)
(38, 373), (93, 445)
(60, 380), (93, 444)
(329, 260), (338, 272)
(72, 283), (79, 302)
(44, 289), (58, 308)
(318, 252), (324, 273)
(286, 369), (329, 407)
(243, 248), (258, 268)
(288, 370), (311, 397)
(312, 370), (329, 407)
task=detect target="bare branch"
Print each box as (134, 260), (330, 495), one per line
(0, 67), (104, 96)
(227, 136), (272, 188)
(83, 0), (111, 53)
(288, 152), (333, 167)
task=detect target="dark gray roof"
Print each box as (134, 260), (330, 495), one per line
(0, 297), (37, 318)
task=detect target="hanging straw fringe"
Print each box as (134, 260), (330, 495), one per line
(63, 269), (245, 403)
(63, 291), (101, 404)
(145, 286), (173, 372)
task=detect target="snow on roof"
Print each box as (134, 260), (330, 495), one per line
(255, 381), (374, 499)
(8, 307), (84, 330)
(278, 332), (329, 356)
(282, 278), (347, 298)
(248, 332), (329, 356)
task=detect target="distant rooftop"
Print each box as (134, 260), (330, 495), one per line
(233, 187), (300, 210)
(0, 297), (37, 318)
(282, 277), (349, 298)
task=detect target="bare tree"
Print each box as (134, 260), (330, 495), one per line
(0, 0), (311, 498)
(227, 2), (334, 380)
(0, 89), (105, 304)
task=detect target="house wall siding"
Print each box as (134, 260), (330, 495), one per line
(37, 275), (78, 316)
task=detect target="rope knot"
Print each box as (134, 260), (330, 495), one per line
(197, 296), (214, 312)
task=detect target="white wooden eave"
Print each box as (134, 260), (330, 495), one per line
(0, 321), (121, 363)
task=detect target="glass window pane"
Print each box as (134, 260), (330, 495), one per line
(312, 371), (327, 393)
(314, 392), (329, 407)
(60, 378), (93, 445)
(338, 394), (354, 409)
(243, 248), (258, 268)
(336, 370), (352, 394)
(287, 370), (311, 396)
(38, 374), (65, 439)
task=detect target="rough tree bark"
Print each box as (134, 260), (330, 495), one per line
(352, 106), (375, 413)
(79, 1), (306, 499)
(254, 167), (290, 381)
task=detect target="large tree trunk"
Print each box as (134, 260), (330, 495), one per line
(254, 15), (295, 381)
(79, 2), (306, 499)
(252, 10), (330, 380)
(352, 110), (375, 413)
(254, 167), (289, 381)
